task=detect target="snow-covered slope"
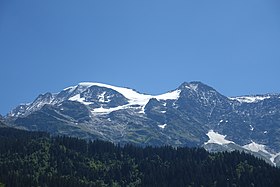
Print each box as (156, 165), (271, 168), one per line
(204, 131), (280, 166)
(242, 141), (280, 166)
(67, 82), (181, 114)
(229, 95), (271, 103)
(8, 82), (181, 117)
(205, 130), (234, 145)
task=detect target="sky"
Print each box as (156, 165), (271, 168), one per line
(0, 0), (280, 115)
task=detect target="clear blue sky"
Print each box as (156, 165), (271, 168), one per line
(1, 0), (280, 115)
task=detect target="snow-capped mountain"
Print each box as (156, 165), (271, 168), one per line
(5, 81), (280, 166)
(9, 82), (180, 117)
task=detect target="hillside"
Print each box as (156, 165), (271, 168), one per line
(0, 127), (280, 187)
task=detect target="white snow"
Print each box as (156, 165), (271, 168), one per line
(158, 124), (167, 129)
(242, 140), (280, 166)
(138, 106), (146, 114)
(63, 86), (76, 92)
(205, 130), (234, 145)
(185, 84), (198, 91)
(155, 90), (181, 100)
(78, 82), (152, 104)
(270, 152), (280, 165)
(23, 96), (54, 116)
(69, 94), (92, 105)
(91, 103), (146, 115)
(218, 120), (224, 125)
(98, 92), (107, 103)
(205, 132), (280, 166)
(229, 96), (271, 103)
(91, 105), (127, 114)
(243, 141), (268, 153)
(66, 82), (181, 115)
(249, 125), (254, 131)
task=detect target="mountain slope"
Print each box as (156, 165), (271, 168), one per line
(0, 127), (280, 187)
(5, 81), (280, 165)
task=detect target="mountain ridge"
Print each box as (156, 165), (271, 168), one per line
(4, 81), (280, 166)
(6, 81), (278, 117)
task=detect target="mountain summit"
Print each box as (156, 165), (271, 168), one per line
(5, 81), (280, 166)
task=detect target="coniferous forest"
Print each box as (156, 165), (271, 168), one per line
(0, 127), (280, 187)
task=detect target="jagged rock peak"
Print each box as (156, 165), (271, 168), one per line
(179, 81), (217, 92)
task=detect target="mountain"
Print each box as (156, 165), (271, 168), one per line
(0, 115), (7, 127)
(0, 121), (6, 128)
(5, 81), (280, 166)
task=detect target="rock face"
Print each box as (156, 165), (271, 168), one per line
(5, 81), (280, 165)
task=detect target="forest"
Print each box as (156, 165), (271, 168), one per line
(0, 127), (280, 187)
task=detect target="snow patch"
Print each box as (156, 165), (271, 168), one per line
(270, 152), (280, 165)
(229, 96), (271, 103)
(155, 90), (181, 100)
(205, 130), (233, 145)
(218, 119), (225, 125)
(242, 141), (280, 165)
(138, 106), (146, 114)
(63, 86), (76, 92)
(92, 103), (145, 115)
(243, 141), (268, 153)
(98, 92), (107, 103)
(249, 125), (254, 131)
(185, 84), (198, 91)
(69, 94), (92, 105)
(158, 124), (167, 129)
(91, 105), (126, 114)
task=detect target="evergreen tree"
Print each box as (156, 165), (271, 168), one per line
(0, 127), (280, 187)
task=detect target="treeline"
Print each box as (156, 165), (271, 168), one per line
(0, 127), (280, 187)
